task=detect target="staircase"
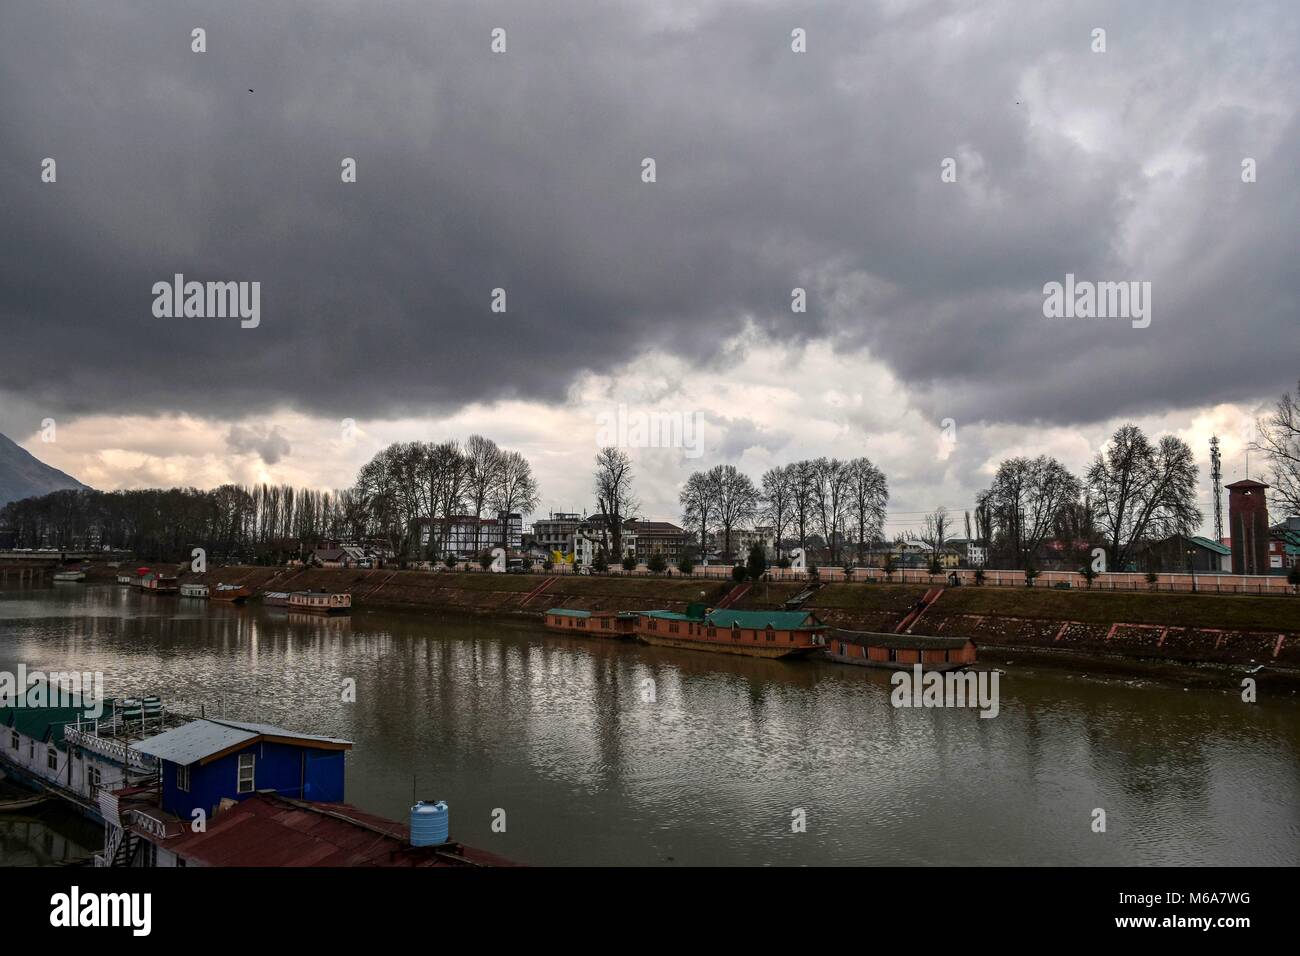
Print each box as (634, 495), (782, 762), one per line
(895, 587), (944, 634)
(100, 825), (138, 867)
(518, 576), (559, 608)
(715, 582), (752, 609)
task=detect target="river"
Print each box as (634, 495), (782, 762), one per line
(1, 584), (1297, 865)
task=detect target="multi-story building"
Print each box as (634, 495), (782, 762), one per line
(532, 512), (585, 555)
(626, 520), (689, 564)
(420, 512), (523, 557)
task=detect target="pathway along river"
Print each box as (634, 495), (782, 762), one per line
(2, 584), (1298, 866)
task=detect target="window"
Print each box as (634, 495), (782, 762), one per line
(9, 732), (16, 751)
(237, 753), (255, 793)
(87, 765), (102, 791)
(177, 763), (190, 793)
(47, 748), (58, 771)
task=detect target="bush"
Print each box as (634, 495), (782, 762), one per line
(1080, 565), (1098, 588)
(677, 556), (695, 575)
(732, 564), (748, 583)
(973, 567), (986, 586)
(1146, 570), (1159, 588)
(444, 555), (456, 568)
(621, 554), (637, 572)
(542, 556), (554, 572)
(592, 551), (609, 573)
(478, 552), (493, 571)
(746, 544), (768, 581)
(648, 554), (667, 574)
(1024, 567), (1040, 587)
(928, 557), (943, 576)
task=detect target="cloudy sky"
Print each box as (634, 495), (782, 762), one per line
(1, 0), (1296, 534)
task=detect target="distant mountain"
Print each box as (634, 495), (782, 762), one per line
(0, 432), (90, 507)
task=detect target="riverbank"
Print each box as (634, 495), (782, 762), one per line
(155, 565), (1300, 677)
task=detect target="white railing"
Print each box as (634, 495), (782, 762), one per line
(65, 724), (159, 772)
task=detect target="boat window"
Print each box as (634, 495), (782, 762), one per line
(9, 732), (16, 750)
(177, 763), (190, 793)
(47, 748), (58, 771)
(237, 753), (255, 794)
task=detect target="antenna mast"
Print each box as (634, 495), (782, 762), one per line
(1210, 435), (1223, 543)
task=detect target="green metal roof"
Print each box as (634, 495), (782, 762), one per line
(705, 609), (820, 630)
(0, 686), (106, 750)
(1188, 535), (1231, 556)
(546, 608), (591, 618)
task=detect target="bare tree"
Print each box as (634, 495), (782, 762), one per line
(760, 465), (795, 560)
(464, 434), (502, 555)
(811, 457), (852, 563)
(680, 470), (716, 559)
(489, 450), (540, 548)
(845, 457), (888, 562)
(920, 506), (951, 558)
(788, 459), (816, 553)
(1255, 380), (1300, 518)
(984, 455), (1081, 567)
(1087, 424), (1201, 570)
(593, 447), (639, 559)
(710, 464), (759, 561)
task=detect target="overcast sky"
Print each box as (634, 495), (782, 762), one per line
(1, 0), (1296, 533)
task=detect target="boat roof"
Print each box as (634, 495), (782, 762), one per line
(546, 608), (591, 618)
(834, 631), (973, 650)
(131, 718), (351, 765)
(640, 608), (821, 629)
(0, 686), (110, 750)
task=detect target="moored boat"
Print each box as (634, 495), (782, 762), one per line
(822, 631), (976, 671)
(544, 608), (638, 638)
(288, 590), (352, 614)
(52, 570), (86, 582)
(635, 607), (826, 659)
(141, 573), (179, 594)
(180, 583), (210, 599)
(116, 574), (134, 585)
(262, 591), (290, 607)
(210, 583), (250, 603)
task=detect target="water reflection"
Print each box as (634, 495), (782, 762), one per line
(1, 585), (1297, 866)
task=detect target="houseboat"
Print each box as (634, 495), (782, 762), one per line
(544, 608), (638, 638)
(288, 590), (352, 615)
(210, 583), (250, 603)
(140, 573), (179, 594)
(823, 631), (977, 671)
(635, 607), (826, 659)
(179, 583), (209, 599)
(262, 591), (290, 607)
(116, 573), (134, 586)
(52, 570), (86, 582)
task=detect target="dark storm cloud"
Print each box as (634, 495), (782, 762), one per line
(0, 0), (1296, 431)
(225, 423), (290, 464)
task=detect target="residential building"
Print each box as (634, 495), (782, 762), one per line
(626, 520), (689, 563)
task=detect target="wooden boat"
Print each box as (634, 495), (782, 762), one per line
(0, 794), (50, 812)
(635, 608), (826, 659)
(179, 583), (209, 599)
(545, 608), (638, 638)
(823, 631), (976, 671)
(52, 570), (86, 582)
(141, 574), (179, 594)
(210, 583), (250, 603)
(262, 591), (290, 607)
(288, 590), (352, 615)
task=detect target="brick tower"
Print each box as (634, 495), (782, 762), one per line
(1226, 479), (1270, 575)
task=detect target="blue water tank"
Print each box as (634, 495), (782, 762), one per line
(410, 800), (449, 846)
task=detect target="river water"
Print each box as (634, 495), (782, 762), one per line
(1, 584), (1297, 866)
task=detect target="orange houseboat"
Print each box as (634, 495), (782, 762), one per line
(289, 590), (352, 615)
(210, 583), (251, 603)
(545, 608), (638, 638)
(635, 608), (826, 659)
(823, 632), (976, 671)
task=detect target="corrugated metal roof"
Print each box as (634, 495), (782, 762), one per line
(208, 718), (350, 747)
(143, 793), (513, 867)
(130, 718), (352, 764)
(1189, 535), (1232, 555)
(130, 720), (256, 764)
(706, 609), (819, 630)
(546, 608), (591, 618)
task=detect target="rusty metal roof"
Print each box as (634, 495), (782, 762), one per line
(142, 793), (513, 867)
